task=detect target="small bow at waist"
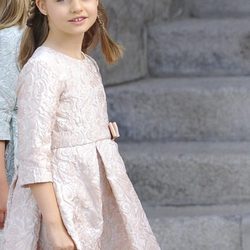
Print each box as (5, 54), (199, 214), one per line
(108, 121), (120, 141)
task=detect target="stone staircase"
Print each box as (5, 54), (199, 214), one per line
(105, 0), (250, 249)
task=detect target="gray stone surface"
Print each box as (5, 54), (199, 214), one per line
(119, 141), (250, 205)
(189, 0), (250, 18)
(106, 77), (250, 142)
(147, 0), (174, 21)
(143, 203), (250, 219)
(168, 0), (187, 19)
(144, 204), (250, 250)
(242, 216), (250, 250)
(148, 19), (250, 77)
(149, 216), (241, 250)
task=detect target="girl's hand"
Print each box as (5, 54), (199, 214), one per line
(29, 182), (76, 249)
(46, 221), (76, 250)
(0, 181), (9, 229)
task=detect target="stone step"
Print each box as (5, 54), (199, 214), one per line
(148, 18), (250, 77)
(189, 0), (250, 18)
(144, 203), (250, 250)
(119, 141), (250, 206)
(106, 77), (250, 142)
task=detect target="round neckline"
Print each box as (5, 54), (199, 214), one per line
(40, 45), (88, 63)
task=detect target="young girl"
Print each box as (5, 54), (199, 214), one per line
(4, 0), (161, 249)
(0, 0), (29, 236)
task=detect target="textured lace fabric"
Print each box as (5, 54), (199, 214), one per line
(3, 46), (161, 250)
(0, 25), (22, 184)
(0, 25), (22, 248)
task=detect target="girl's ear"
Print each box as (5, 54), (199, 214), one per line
(35, 0), (47, 15)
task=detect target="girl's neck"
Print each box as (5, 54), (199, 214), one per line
(43, 32), (85, 60)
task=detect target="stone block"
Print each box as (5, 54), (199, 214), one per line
(120, 142), (250, 205)
(149, 215), (240, 250)
(148, 19), (250, 77)
(189, 0), (250, 18)
(106, 77), (250, 141)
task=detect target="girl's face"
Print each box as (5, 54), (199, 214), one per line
(37, 0), (98, 36)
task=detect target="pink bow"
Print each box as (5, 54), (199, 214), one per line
(108, 122), (120, 140)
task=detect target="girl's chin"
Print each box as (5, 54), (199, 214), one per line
(59, 29), (87, 36)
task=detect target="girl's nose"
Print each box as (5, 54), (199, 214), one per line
(70, 0), (84, 14)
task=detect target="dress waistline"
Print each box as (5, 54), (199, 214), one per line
(51, 122), (120, 149)
(51, 129), (111, 149)
(51, 135), (111, 149)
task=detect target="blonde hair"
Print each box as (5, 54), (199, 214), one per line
(19, 0), (123, 68)
(0, 0), (29, 30)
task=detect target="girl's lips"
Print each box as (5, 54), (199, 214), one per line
(68, 17), (87, 23)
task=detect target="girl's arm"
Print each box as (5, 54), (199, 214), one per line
(29, 183), (62, 225)
(0, 141), (8, 229)
(29, 183), (75, 249)
(17, 59), (75, 249)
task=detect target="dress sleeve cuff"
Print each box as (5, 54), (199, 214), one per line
(18, 165), (53, 188)
(0, 113), (11, 140)
(0, 120), (11, 140)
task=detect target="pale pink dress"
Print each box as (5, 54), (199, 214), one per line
(3, 46), (160, 250)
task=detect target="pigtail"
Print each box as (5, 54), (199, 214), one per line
(19, 0), (49, 68)
(83, 2), (124, 64)
(96, 5), (124, 64)
(26, 0), (36, 27)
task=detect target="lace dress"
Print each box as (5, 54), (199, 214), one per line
(0, 25), (22, 248)
(0, 25), (22, 183)
(3, 46), (160, 250)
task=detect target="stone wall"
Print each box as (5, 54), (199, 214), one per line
(188, 0), (250, 18)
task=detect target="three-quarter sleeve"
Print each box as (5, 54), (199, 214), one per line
(17, 59), (64, 187)
(0, 31), (19, 140)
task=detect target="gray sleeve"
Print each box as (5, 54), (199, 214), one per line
(0, 27), (21, 140)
